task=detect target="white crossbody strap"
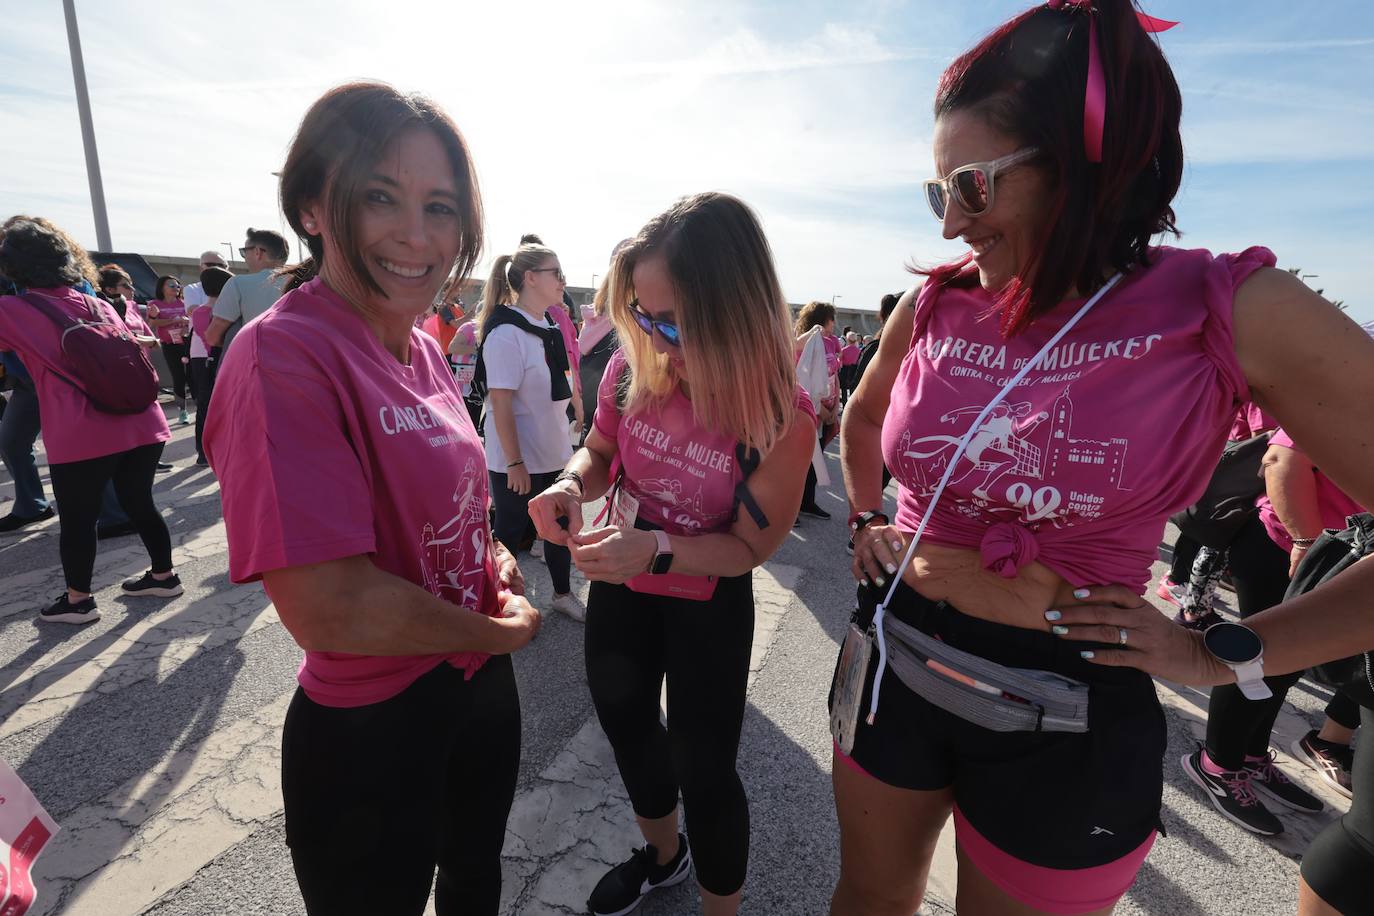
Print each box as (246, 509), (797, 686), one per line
(866, 274), (1122, 724)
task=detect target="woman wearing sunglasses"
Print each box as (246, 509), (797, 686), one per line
(528, 192), (816, 916)
(477, 240), (583, 621)
(834, 2), (1374, 914)
(145, 275), (193, 425)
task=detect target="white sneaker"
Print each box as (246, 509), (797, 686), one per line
(550, 592), (585, 622)
(530, 540), (545, 560)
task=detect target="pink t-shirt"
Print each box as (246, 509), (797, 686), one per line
(189, 303), (213, 356)
(204, 278), (501, 708)
(547, 304), (580, 373)
(147, 299), (189, 345)
(1228, 401), (1275, 442)
(0, 287), (171, 464)
(122, 302), (155, 338)
(822, 333), (841, 376)
(1257, 429), (1364, 552)
(594, 349), (817, 536)
(881, 246), (1274, 590)
(841, 343), (861, 367)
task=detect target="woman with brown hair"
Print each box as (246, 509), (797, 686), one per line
(529, 192), (816, 916)
(204, 82), (540, 915)
(795, 299), (842, 521)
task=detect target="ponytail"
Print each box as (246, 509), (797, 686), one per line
(480, 254), (515, 342)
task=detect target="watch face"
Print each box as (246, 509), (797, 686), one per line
(1204, 623), (1262, 664)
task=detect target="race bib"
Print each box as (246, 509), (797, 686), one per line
(609, 485), (640, 531)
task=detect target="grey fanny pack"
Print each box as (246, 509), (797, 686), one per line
(855, 274), (1125, 738)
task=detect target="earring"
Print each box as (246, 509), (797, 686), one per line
(304, 221), (317, 233)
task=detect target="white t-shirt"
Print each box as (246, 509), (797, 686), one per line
(183, 283), (209, 309)
(482, 306), (573, 475)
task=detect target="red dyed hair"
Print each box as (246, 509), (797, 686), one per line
(921, 0), (1183, 336)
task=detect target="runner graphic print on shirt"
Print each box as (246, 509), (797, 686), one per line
(896, 387), (1130, 529)
(419, 457), (493, 609)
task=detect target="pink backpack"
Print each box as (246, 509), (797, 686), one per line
(19, 292), (160, 414)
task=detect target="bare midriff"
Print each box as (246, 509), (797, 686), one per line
(897, 540), (1076, 632)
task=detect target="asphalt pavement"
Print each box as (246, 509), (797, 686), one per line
(0, 406), (1353, 914)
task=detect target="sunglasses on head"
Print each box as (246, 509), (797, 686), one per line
(629, 298), (681, 348)
(923, 147), (1039, 221)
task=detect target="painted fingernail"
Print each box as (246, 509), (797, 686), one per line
(890, 541), (902, 552)
(1073, 588), (1091, 600)
(860, 579), (869, 587)
(884, 563), (897, 575)
(1080, 650), (1095, 659)
(875, 576), (886, 587)
(1052, 625), (1069, 636)
(1044, 610), (1062, 621)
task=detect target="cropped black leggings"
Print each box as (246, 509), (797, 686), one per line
(1302, 704), (1374, 914)
(1204, 516), (1303, 768)
(48, 442), (172, 593)
(283, 656), (521, 916)
(162, 341), (190, 402)
(585, 575), (755, 896)
(489, 470), (570, 594)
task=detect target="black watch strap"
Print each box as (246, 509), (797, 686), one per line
(849, 510), (889, 533)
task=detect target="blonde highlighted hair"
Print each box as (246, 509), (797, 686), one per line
(478, 242), (557, 342)
(608, 192), (798, 455)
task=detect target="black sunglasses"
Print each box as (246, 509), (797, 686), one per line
(629, 299), (681, 348)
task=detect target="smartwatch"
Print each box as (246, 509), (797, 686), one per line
(848, 510), (889, 534)
(1202, 622), (1272, 701)
(649, 529), (674, 575)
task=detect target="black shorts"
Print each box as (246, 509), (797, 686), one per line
(829, 581), (1166, 872)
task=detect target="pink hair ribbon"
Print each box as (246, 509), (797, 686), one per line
(1047, 1), (1179, 163)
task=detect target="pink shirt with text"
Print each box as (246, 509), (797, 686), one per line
(0, 287), (171, 464)
(881, 246), (1274, 590)
(594, 349), (817, 536)
(205, 278), (501, 708)
(1257, 429), (1364, 552)
(147, 299), (189, 345)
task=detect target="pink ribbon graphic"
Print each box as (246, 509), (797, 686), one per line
(1047, 0), (1179, 163)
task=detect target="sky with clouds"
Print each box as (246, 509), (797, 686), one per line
(2, 0), (1370, 321)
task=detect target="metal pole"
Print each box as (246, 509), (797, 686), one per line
(222, 242), (234, 263)
(62, 0), (112, 251)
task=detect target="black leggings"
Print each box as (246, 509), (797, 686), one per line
(48, 442), (172, 593)
(585, 575), (755, 896)
(1301, 704), (1374, 914)
(489, 470), (570, 594)
(1204, 516), (1302, 769)
(163, 341), (190, 402)
(190, 356), (214, 460)
(283, 656), (521, 916)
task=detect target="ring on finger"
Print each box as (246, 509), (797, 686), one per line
(1118, 627), (1128, 646)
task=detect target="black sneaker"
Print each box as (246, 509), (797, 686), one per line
(1245, 749), (1323, 813)
(0, 506), (56, 533)
(1181, 747), (1283, 835)
(1292, 730), (1354, 800)
(156, 461), (173, 472)
(40, 594), (100, 624)
(587, 833), (692, 916)
(799, 503), (831, 520)
(121, 571), (184, 598)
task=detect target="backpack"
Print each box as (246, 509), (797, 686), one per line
(1283, 513), (1374, 707)
(18, 292), (160, 415)
(1170, 432), (1273, 549)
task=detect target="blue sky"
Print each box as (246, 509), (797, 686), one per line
(2, 0), (1370, 321)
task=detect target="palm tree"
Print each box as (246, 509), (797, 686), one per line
(1284, 267), (1345, 310)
